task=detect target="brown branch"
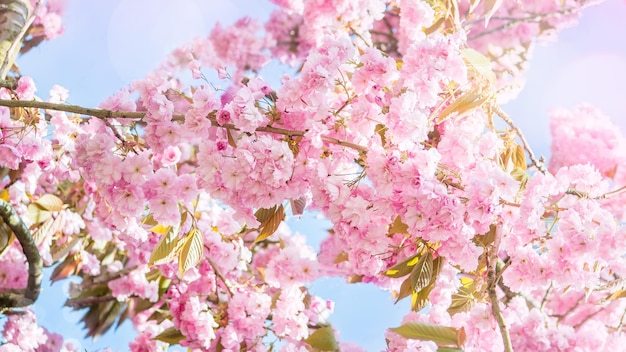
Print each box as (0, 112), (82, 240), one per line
(612, 308), (626, 332)
(562, 184), (626, 201)
(0, 199), (42, 309)
(493, 105), (546, 174)
(206, 255), (233, 297)
(540, 283), (552, 311)
(573, 307), (602, 329)
(0, 99), (369, 153)
(0, 99), (145, 119)
(0, 79), (17, 90)
(596, 185), (626, 200)
(89, 266), (138, 286)
(487, 225), (513, 352)
(64, 294), (116, 309)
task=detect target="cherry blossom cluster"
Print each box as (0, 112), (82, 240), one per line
(1, 0), (623, 351)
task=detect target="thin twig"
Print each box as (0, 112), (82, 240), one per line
(573, 308), (602, 329)
(467, 2), (594, 41)
(497, 280), (517, 304)
(561, 184), (626, 201)
(540, 282), (552, 311)
(493, 105), (546, 174)
(596, 185), (626, 200)
(613, 308), (626, 332)
(101, 116), (129, 147)
(206, 255), (233, 297)
(90, 266), (138, 286)
(554, 294), (585, 322)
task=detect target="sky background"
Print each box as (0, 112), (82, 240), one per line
(9, 0), (626, 351)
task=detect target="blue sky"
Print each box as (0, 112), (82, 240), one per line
(13, 0), (626, 351)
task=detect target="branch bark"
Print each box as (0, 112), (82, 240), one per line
(0, 98), (368, 152)
(0, 199), (42, 309)
(487, 225), (513, 352)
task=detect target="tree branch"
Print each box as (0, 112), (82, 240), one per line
(206, 255), (233, 297)
(487, 225), (513, 352)
(64, 294), (116, 309)
(0, 199), (42, 309)
(0, 98), (146, 119)
(0, 99), (368, 153)
(0, 78), (17, 90)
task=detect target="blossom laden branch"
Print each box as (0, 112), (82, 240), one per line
(0, 99), (368, 153)
(0, 98), (146, 119)
(0, 199), (42, 310)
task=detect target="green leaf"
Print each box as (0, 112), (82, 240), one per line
(448, 278), (477, 315)
(50, 236), (81, 262)
(437, 86), (489, 124)
(51, 252), (81, 282)
(410, 252), (433, 292)
(333, 251), (349, 264)
(27, 203), (51, 224)
(150, 224), (170, 234)
(375, 123), (388, 146)
(409, 255), (444, 312)
(178, 228), (204, 275)
(473, 225), (496, 248)
(411, 282), (434, 312)
(460, 48), (496, 85)
(606, 289), (626, 301)
(438, 348), (465, 352)
(511, 167), (529, 191)
(290, 196), (306, 216)
(255, 204), (285, 243)
(511, 144), (526, 171)
(431, 255), (444, 280)
(482, 0), (504, 26)
(255, 205), (277, 224)
(81, 300), (124, 340)
(394, 277), (413, 304)
(385, 253), (421, 278)
(152, 326), (185, 344)
(149, 226), (181, 266)
(390, 322), (465, 348)
(388, 215), (409, 235)
(304, 326), (339, 351)
(70, 284), (110, 300)
(35, 194), (64, 212)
